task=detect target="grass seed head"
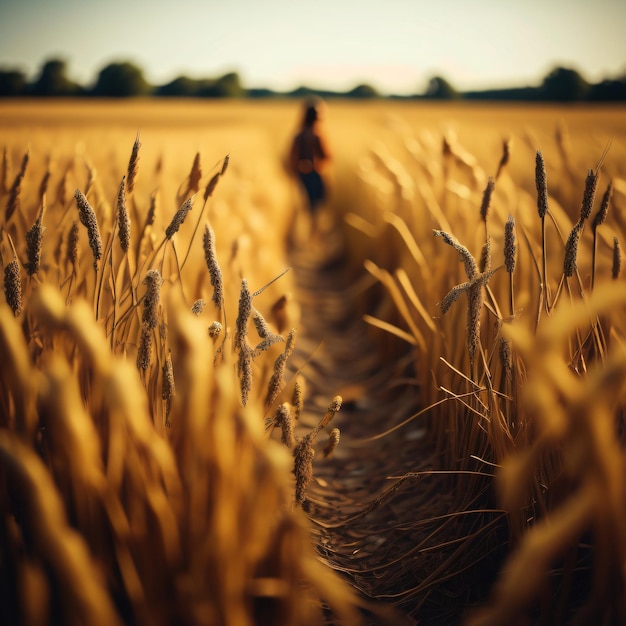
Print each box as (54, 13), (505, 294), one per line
(3, 258), (22, 317)
(142, 269), (162, 330)
(126, 133), (141, 194)
(25, 211), (44, 276)
(592, 182), (612, 231)
(191, 299), (205, 316)
(116, 177), (131, 254)
(504, 215), (516, 274)
(276, 403), (294, 448)
(499, 336), (513, 380)
(208, 320), (222, 338)
(188, 152), (202, 194)
(323, 428), (341, 458)
(479, 237), (491, 274)
(479, 177), (495, 223)
(203, 172), (220, 201)
(535, 150), (549, 219)
(579, 169), (598, 223)
(136, 324), (153, 370)
(67, 220), (79, 269)
(293, 435), (315, 507)
(203, 223), (223, 309)
(165, 195), (194, 240)
(234, 279), (252, 348)
(74, 189), (102, 270)
(613, 237), (621, 279)
(221, 154), (230, 176)
(293, 375), (305, 421)
(5, 171), (23, 224)
(563, 222), (582, 278)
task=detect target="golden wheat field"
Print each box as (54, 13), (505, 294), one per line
(1, 98), (626, 626)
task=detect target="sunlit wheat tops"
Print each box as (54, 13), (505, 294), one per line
(3, 256), (22, 317)
(25, 206), (44, 276)
(74, 189), (102, 270)
(203, 223), (223, 309)
(165, 195), (194, 240)
(535, 150), (549, 219)
(126, 133), (141, 194)
(116, 177), (131, 254)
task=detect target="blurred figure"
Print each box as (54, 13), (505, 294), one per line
(289, 98), (331, 237)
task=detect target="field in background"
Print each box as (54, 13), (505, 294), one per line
(2, 99), (626, 625)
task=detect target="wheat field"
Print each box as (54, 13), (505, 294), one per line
(1, 99), (626, 625)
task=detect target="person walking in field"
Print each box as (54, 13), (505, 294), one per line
(289, 98), (331, 237)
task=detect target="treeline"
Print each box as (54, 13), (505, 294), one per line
(1, 58), (625, 101)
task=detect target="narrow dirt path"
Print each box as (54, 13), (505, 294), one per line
(285, 217), (498, 626)
(285, 222), (438, 624)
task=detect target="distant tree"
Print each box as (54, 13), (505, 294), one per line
(425, 76), (459, 100)
(156, 75), (201, 97)
(199, 72), (244, 98)
(540, 67), (590, 101)
(588, 77), (626, 102)
(0, 69), (27, 96)
(346, 83), (379, 99)
(31, 59), (82, 96)
(92, 62), (151, 97)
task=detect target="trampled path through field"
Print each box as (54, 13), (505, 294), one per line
(286, 219), (482, 625)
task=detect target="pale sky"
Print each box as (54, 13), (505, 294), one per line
(1, 0), (625, 95)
